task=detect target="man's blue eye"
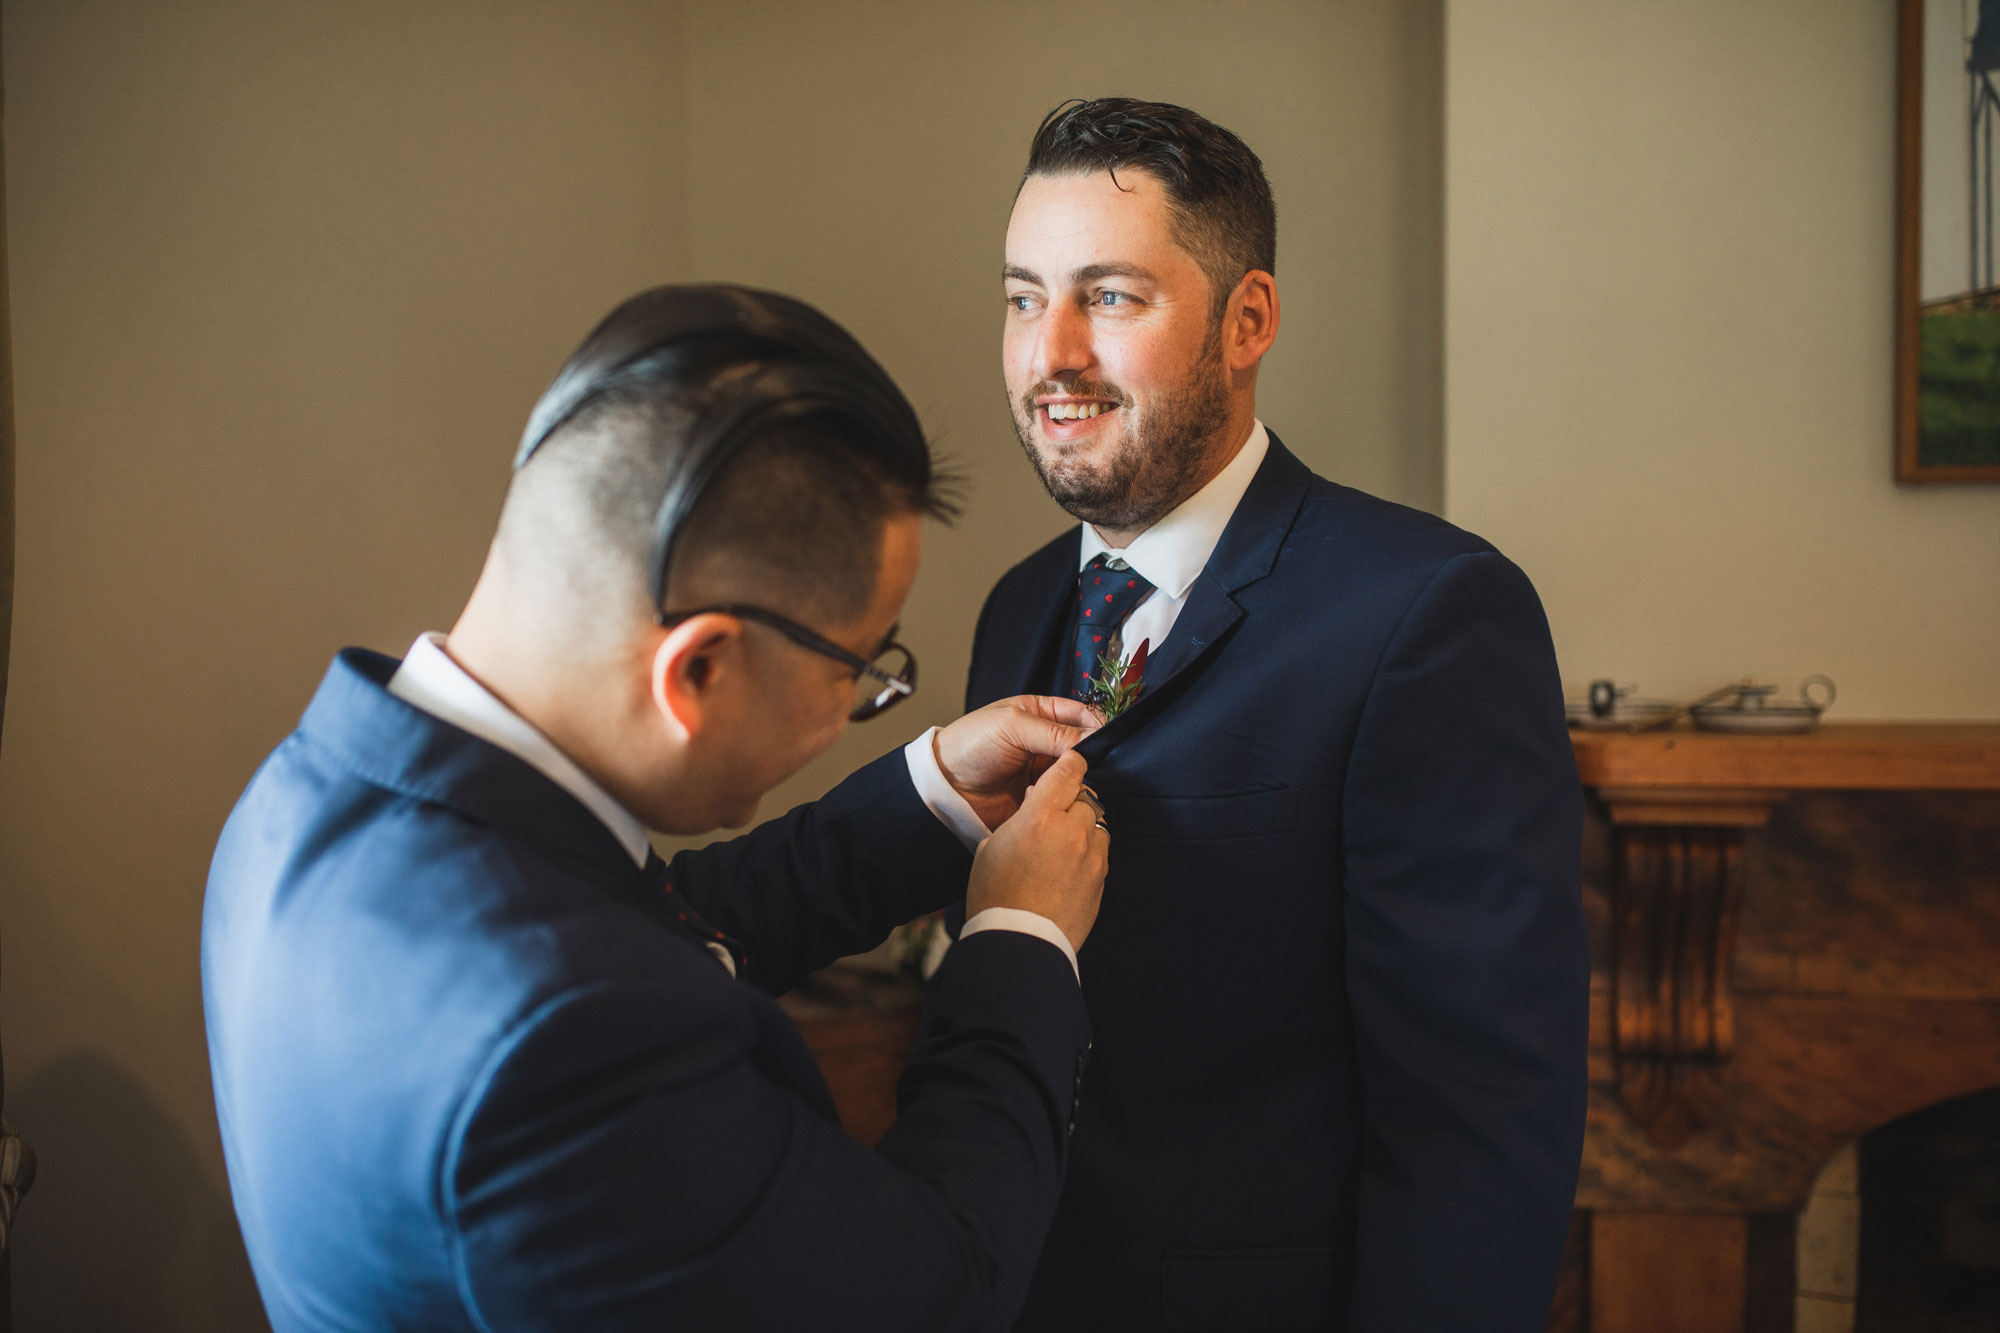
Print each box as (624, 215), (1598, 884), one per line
(1098, 291), (1130, 306)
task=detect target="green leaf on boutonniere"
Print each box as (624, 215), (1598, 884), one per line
(1085, 637), (1149, 721)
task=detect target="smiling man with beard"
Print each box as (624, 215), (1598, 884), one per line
(959, 99), (1591, 1331)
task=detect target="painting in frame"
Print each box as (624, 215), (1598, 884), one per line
(1897, 0), (2000, 482)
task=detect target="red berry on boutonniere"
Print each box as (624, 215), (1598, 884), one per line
(1120, 638), (1149, 691)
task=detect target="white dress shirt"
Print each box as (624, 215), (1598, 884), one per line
(388, 633), (1077, 982)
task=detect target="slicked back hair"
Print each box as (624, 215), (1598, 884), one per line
(499, 285), (954, 638)
(1023, 98), (1276, 319)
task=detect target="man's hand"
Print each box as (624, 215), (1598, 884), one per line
(934, 695), (1100, 831)
(966, 751), (1109, 953)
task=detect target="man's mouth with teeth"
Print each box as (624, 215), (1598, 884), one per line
(1042, 401), (1115, 421)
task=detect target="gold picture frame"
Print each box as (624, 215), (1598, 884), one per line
(1897, 0), (2000, 483)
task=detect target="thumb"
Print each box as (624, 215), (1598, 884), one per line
(1031, 694), (1104, 733)
(1005, 695), (1102, 756)
(1018, 711), (1092, 761)
(1021, 748), (1088, 813)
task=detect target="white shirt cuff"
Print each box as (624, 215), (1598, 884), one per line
(960, 907), (1081, 985)
(903, 726), (992, 850)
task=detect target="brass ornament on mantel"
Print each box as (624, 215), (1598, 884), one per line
(1690, 676), (1836, 735)
(1568, 676), (1836, 736)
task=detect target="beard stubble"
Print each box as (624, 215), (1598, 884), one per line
(1010, 322), (1231, 534)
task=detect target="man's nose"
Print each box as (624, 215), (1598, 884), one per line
(1033, 299), (1093, 383)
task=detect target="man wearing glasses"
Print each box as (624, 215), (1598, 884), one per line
(204, 285), (1108, 1331)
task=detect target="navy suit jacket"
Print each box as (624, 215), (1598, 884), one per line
(966, 434), (1588, 1331)
(204, 648), (1089, 1331)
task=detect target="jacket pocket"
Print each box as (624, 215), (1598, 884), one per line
(1114, 788), (1300, 841)
(1161, 1246), (1342, 1330)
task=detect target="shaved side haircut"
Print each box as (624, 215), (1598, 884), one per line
(493, 285), (956, 649)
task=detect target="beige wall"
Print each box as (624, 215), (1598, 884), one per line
(0, 2), (1441, 1326)
(1445, 0), (2000, 719)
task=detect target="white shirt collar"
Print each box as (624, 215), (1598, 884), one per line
(1078, 420), (1269, 597)
(386, 633), (653, 868)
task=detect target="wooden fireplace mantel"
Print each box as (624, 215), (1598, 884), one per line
(1571, 722), (2000, 793)
(1566, 722), (2000, 1333)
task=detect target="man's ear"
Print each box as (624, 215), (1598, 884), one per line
(650, 613), (744, 742)
(1224, 270), (1280, 374)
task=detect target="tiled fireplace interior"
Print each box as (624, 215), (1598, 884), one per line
(1796, 1144), (1861, 1332)
(1797, 1085), (2000, 1332)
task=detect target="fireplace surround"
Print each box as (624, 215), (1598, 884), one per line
(1561, 724), (2000, 1333)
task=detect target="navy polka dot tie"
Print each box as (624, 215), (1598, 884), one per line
(1069, 554), (1156, 702)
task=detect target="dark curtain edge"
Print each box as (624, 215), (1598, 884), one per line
(0, 0), (13, 757)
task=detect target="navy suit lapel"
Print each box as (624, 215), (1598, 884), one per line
(1074, 433), (1314, 758)
(991, 535), (1083, 700)
(1127, 573), (1239, 696)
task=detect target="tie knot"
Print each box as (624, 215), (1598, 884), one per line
(1081, 554), (1155, 620)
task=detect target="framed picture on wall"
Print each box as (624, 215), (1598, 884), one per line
(1897, 0), (2000, 483)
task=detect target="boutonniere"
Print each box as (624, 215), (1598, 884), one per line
(1084, 637), (1149, 721)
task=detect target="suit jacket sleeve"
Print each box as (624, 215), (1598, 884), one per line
(964, 578), (1001, 712)
(1340, 550), (1589, 1331)
(446, 929), (1089, 1332)
(669, 747), (973, 994)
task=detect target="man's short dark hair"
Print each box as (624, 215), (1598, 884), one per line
(502, 284), (955, 631)
(1023, 98), (1276, 317)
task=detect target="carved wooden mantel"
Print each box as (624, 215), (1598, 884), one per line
(1577, 726), (2000, 1151)
(1565, 723), (2000, 1333)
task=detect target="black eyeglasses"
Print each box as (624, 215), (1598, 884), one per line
(656, 603), (917, 721)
